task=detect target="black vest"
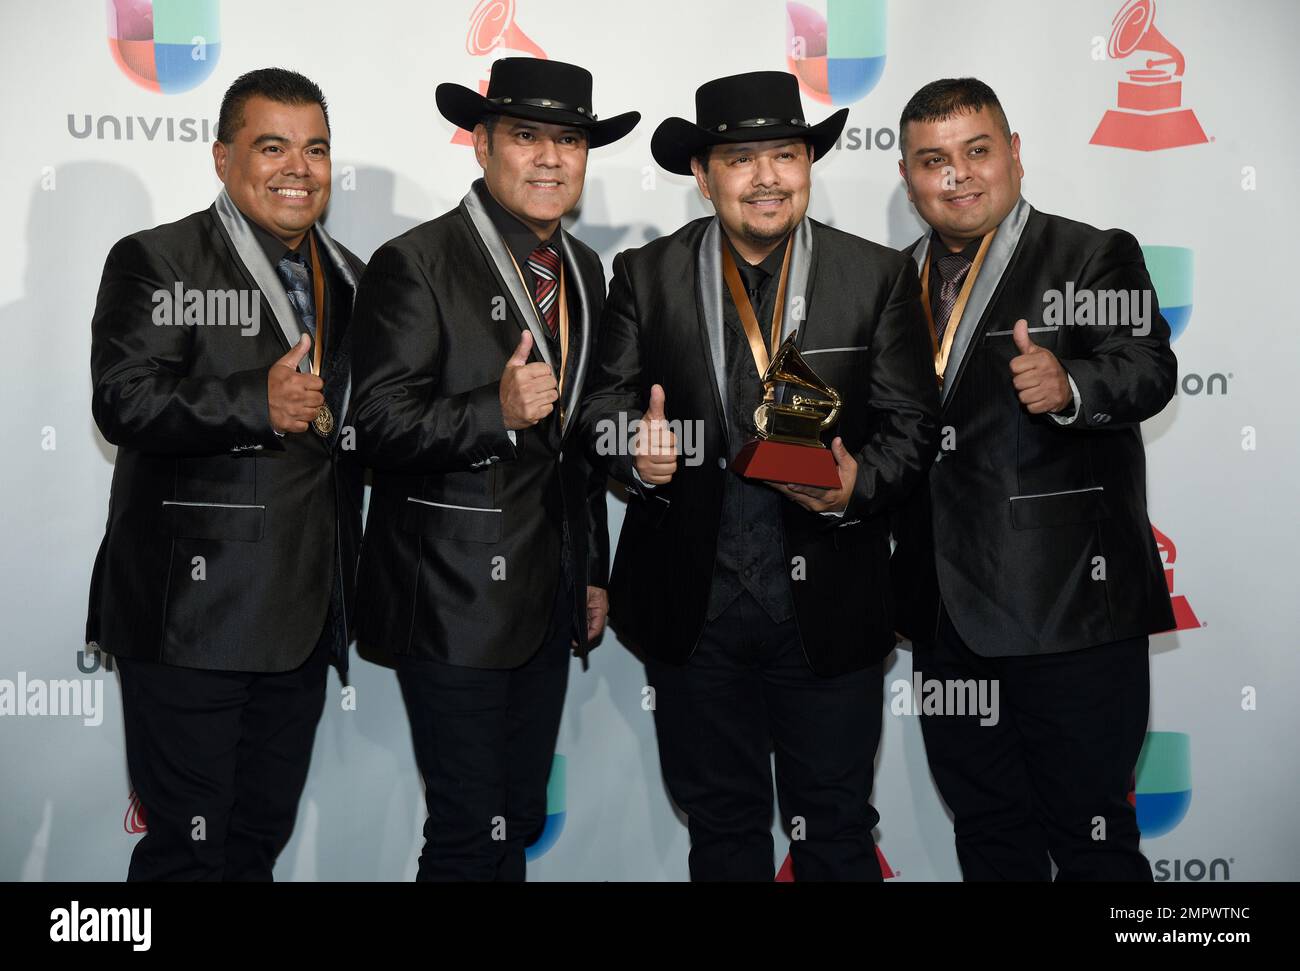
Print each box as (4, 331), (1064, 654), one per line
(706, 265), (795, 624)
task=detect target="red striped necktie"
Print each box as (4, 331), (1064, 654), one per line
(527, 244), (561, 340)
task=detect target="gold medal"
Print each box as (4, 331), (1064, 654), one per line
(313, 403), (334, 437)
(305, 233), (334, 439)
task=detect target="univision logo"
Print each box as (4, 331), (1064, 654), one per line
(786, 0), (887, 106)
(1133, 730), (1191, 838)
(524, 753), (566, 861)
(107, 0), (221, 94)
(1143, 245), (1231, 396)
(1135, 731), (1234, 883)
(1141, 245), (1192, 341)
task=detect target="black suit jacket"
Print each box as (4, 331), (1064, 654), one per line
(87, 203), (366, 673)
(578, 217), (939, 677)
(348, 193), (610, 670)
(890, 204), (1178, 656)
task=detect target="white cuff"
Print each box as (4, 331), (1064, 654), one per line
(1049, 373), (1082, 426)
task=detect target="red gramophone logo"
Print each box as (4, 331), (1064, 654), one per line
(124, 789), (148, 834)
(1090, 0), (1208, 152)
(451, 0), (547, 146)
(776, 846), (896, 880)
(1152, 525), (1202, 631)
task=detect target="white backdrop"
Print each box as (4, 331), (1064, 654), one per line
(1, 0), (1296, 881)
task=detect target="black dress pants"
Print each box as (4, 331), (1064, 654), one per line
(116, 634), (330, 881)
(646, 591), (885, 881)
(396, 581), (573, 881)
(915, 606), (1153, 881)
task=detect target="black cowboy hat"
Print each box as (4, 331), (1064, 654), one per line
(652, 71), (848, 176)
(436, 57), (640, 149)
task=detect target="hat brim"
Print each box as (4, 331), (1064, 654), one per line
(650, 107), (849, 176)
(436, 82), (640, 149)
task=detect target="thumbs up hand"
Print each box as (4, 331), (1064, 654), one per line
(633, 383), (678, 485)
(500, 330), (559, 430)
(1009, 318), (1072, 414)
(268, 334), (325, 434)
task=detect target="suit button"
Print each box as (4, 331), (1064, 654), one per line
(718, 457), (727, 469)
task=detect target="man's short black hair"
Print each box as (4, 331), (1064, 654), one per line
(898, 77), (1011, 155)
(217, 68), (329, 144)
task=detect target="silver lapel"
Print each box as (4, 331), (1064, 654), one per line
(697, 218), (729, 432)
(314, 222), (358, 291)
(556, 231), (590, 436)
(909, 234), (931, 275)
(459, 187), (555, 370)
(781, 216), (814, 344)
(213, 189), (309, 373)
(911, 196), (1033, 405)
(696, 215), (816, 434)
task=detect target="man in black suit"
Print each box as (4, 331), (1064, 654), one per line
(88, 68), (365, 880)
(579, 72), (939, 881)
(348, 59), (637, 881)
(890, 78), (1177, 880)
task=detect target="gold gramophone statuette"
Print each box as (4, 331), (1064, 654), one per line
(734, 333), (844, 489)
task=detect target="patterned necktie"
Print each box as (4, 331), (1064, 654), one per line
(275, 252), (315, 340)
(527, 244), (561, 340)
(934, 251), (973, 343)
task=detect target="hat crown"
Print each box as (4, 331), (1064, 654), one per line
(485, 57), (595, 115)
(694, 72), (808, 133)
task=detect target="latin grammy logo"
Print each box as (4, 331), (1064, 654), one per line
(1152, 525), (1203, 632)
(124, 789), (148, 835)
(1090, 0), (1208, 152)
(452, 0), (548, 146)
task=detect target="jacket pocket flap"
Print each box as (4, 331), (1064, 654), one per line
(161, 501), (265, 542)
(401, 498), (502, 543)
(1009, 487), (1108, 529)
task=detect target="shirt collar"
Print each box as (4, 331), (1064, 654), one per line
(474, 178), (561, 269)
(929, 230), (983, 264)
(724, 230), (791, 293)
(247, 214), (310, 267)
